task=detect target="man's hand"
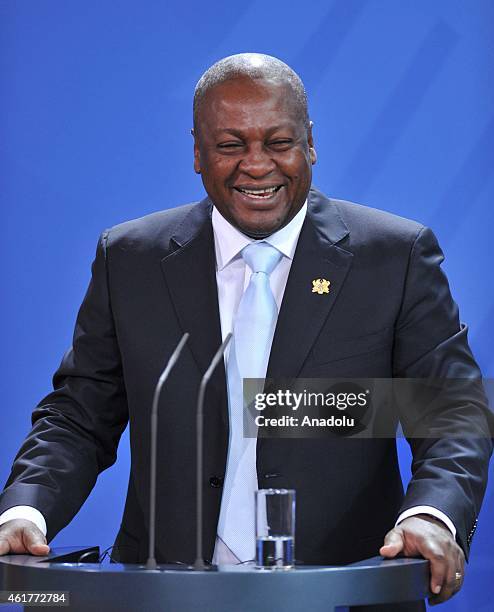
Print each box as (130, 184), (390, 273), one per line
(0, 519), (50, 556)
(380, 514), (465, 606)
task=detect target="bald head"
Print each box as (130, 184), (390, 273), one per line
(193, 53), (310, 131)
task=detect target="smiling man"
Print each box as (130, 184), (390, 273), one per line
(0, 54), (491, 611)
(192, 59), (316, 238)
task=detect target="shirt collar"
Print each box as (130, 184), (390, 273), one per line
(212, 200), (307, 271)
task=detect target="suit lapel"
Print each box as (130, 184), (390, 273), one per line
(267, 188), (354, 379)
(160, 198), (227, 410)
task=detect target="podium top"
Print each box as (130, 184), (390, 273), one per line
(0, 547), (430, 612)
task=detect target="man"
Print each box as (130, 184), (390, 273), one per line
(0, 54), (491, 609)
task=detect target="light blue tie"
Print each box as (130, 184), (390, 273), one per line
(217, 242), (283, 562)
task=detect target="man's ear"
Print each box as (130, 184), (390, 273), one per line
(308, 121), (317, 165)
(191, 128), (201, 174)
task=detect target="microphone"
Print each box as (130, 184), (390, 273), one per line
(146, 333), (190, 570)
(194, 332), (232, 570)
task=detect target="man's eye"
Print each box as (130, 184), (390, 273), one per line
(269, 140), (293, 148)
(217, 142), (243, 149)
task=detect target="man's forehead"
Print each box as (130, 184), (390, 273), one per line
(199, 78), (302, 125)
(204, 111), (301, 138)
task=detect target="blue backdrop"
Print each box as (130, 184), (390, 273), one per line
(1, 2), (492, 610)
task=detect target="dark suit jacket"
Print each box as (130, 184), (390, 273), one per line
(1, 188), (491, 568)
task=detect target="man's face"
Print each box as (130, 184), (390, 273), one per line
(193, 77), (317, 238)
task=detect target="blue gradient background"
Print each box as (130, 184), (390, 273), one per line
(1, 2), (492, 610)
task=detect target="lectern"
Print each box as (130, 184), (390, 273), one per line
(0, 547), (429, 611)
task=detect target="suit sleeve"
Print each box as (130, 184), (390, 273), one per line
(392, 226), (493, 558)
(0, 231), (128, 541)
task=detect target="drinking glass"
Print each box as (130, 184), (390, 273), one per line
(255, 489), (295, 569)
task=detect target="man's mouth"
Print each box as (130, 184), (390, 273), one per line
(234, 185), (283, 199)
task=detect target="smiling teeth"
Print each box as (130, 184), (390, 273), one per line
(239, 186), (279, 196)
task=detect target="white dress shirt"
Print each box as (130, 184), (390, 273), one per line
(0, 200), (456, 551)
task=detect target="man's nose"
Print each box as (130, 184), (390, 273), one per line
(238, 144), (276, 177)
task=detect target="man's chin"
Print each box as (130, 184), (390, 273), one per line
(214, 196), (304, 237)
(233, 208), (295, 238)
(237, 220), (284, 239)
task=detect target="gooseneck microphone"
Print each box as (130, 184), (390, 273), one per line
(146, 333), (190, 570)
(194, 333), (232, 570)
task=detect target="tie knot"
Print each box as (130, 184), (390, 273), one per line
(242, 241), (282, 275)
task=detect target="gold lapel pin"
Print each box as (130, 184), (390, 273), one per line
(312, 278), (331, 295)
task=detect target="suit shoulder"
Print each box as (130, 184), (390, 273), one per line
(101, 201), (206, 252)
(332, 198), (425, 235)
(331, 198), (425, 244)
